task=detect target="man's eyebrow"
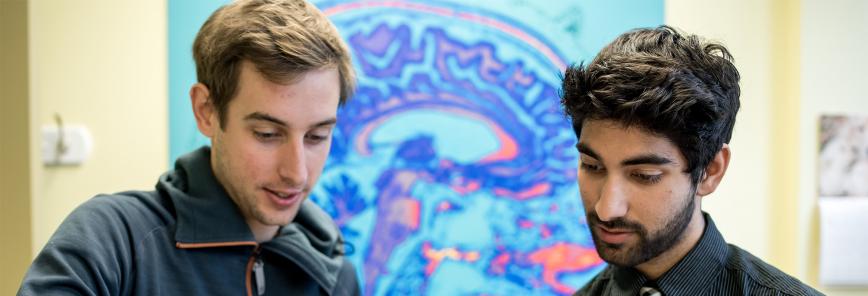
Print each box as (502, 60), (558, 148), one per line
(622, 154), (674, 166)
(244, 112), (286, 126)
(245, 112), (337, 129)
(311, 118), (337, 129)
(576, 143), (600, 159)
(578, 142), (674, 166)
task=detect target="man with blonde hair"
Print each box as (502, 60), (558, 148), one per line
(19, 1), (360, 295)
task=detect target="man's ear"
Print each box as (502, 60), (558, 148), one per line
(190, 83), (218, 138)
(697, 143), (731, 197)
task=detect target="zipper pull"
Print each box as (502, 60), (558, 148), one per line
(253, 258), (265, 296)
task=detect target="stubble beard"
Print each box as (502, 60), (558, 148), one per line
(587, 188), (697, 267)
(211, 134), (284, 228)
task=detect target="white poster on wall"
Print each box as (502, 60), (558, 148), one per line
(819, 198), (868, 286)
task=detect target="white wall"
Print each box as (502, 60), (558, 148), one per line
(801, 0), (868, 295)
(668, 0), (868, 295)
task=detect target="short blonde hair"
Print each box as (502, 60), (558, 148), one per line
(193, 0), (356, 127)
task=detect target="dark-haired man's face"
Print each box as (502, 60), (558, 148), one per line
(576, 119), (701, 267)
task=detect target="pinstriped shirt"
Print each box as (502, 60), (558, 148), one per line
(574, 213), (823, 296)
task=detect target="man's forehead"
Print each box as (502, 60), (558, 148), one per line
(225, 63), (340, 127)
(581, 120), (659, 141)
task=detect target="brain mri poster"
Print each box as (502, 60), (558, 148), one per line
(169, 1), (662, 294)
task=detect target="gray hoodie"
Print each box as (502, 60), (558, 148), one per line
(19, 147), (360, 295)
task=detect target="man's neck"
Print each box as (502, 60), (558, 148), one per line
(635, 210), (706, 280)
(247, 219), (280, 243)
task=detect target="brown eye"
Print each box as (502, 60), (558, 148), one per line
(580, 162), (604, 173)
(632, 173), (662, 184)
(253, 130), (281, 142)
(305, 133), (328, 144)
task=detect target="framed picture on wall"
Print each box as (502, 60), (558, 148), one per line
(818, 114), (868, 286)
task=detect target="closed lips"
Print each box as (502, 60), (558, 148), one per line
(265, 188), (301, 199)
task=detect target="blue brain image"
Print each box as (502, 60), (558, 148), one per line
(308, 1), (604, 295)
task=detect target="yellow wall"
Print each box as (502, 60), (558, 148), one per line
(1, 1), (34, 294)
(768, 0), (801, 278)
(28, 0), (169, 255)
(665, 0), (774, 263)
(1, 0), (168, 292)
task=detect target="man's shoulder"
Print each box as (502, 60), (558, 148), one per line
(80, 189), (166, 214)
(725, 244), (823, 296)
(63, 190), (174, 236)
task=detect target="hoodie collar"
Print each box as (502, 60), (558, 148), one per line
(158, 146), (347, 292)
(264, 200), (347, 293)
(158, 146), (257, 245)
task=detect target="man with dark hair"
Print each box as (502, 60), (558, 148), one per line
(18, 0), (359, 295)
(562, 26), (821, 295)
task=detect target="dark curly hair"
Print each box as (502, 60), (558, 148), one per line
(561, 26), (740, 184)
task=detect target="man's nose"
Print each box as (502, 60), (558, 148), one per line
(277, 138), (307, 186)
(594, 175), (628, 222)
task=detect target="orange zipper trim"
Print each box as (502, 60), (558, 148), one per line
(175, 241), (260, 295)
(175, 241), (258, 249)
(246, 246), (262, 296)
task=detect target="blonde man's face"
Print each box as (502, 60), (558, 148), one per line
(208, 61), (340, 235)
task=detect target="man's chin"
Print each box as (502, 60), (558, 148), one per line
(595, 243), (643, 267)
(255, 209), (298, 227)
(269, 212), (297, 225)
(600, 255), (639, 267)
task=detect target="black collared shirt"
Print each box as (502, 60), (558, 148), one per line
(574, 213), (823, 296)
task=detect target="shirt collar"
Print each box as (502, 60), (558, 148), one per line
(609, 264), (646, 294)
(655, 212), (728, 294)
